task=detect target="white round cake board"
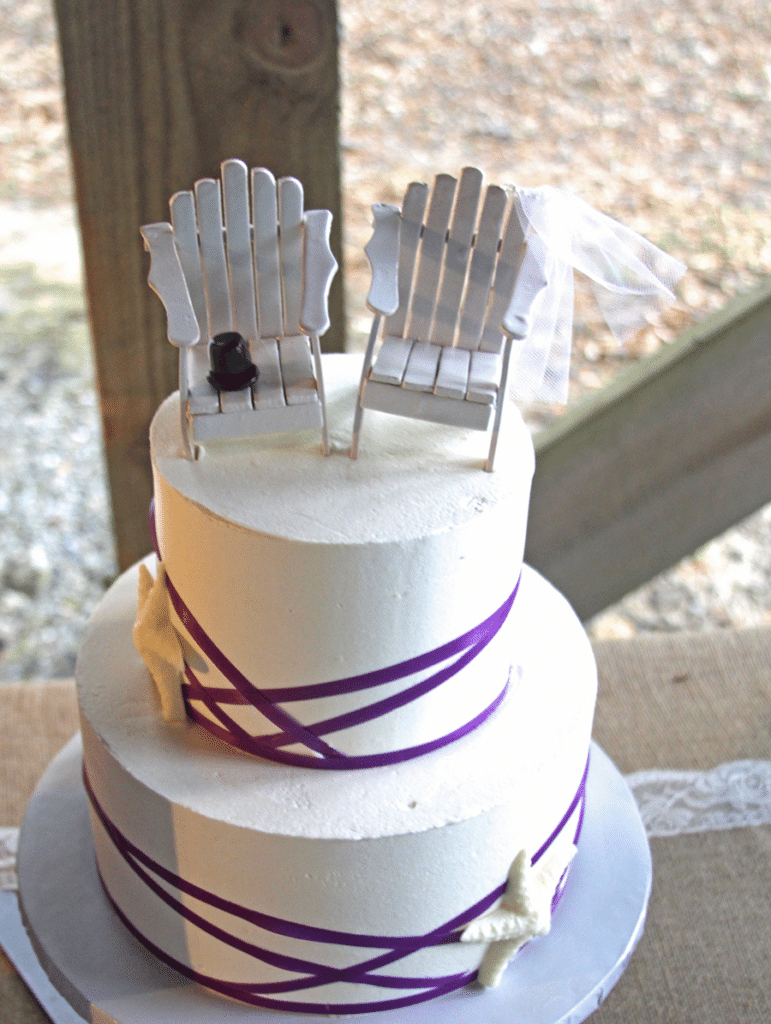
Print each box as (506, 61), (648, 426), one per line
(18, 738), (650, 1024)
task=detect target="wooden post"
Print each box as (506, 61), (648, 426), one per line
(53, 0), (344, 571)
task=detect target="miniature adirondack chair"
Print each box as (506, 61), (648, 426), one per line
(350, 167), (548, 472)
(141, 159), (338, 459)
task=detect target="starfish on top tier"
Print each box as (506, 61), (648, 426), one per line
(133, 562), (187, 724)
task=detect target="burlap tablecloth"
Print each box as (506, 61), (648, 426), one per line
(2, 626), (770, 1022)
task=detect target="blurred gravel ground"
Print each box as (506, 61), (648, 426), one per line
(0, 256), (116, 680)
(1, 0), (770, 680)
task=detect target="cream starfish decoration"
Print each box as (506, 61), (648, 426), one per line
(461, 837), (577, 988)
(133, 562), (187, 724)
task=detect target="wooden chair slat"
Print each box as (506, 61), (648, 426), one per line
(435, 345), (471, 399)
(370, 336), (413, 385)
(194, 178), (232, 338)
(302, 210), (338, 334)
(456, 185), (509, 351)
(364, 204), (401, 317)
(188, 379), (220, 415)
(360, 379), (493, 431)
(480, 201), (527, 354)
(279, 178), (304, 337)
(252, 167), (283, 339)
(430, 166), (483, 346)
(220, 386), (254, 415)
(222, 159), (259, 342)
(280, 335), (318, 406)
(170, 191), (209, 343)
(405, 173), (457, 342)
(252, 339), (287, 409)
(403, 341), (441, 392)
(384, 182), (429, 338)
(140, 222), (199, 349)
(185, 343), (211, 394)
(467, 350), (502, 404)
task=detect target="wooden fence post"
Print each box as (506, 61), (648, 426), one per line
(53, 0), (344, 572)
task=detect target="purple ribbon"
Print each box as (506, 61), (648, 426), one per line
(149, 500), (519, 769)
(83, 752), (589, 1014)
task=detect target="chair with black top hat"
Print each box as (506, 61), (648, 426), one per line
(141, 159), (337, 459)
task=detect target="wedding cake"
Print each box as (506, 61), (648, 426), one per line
(75, 354), (597, 1013)
(74, 160), (683, 1014)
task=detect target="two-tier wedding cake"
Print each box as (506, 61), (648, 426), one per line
(76, 354), (597, 1013)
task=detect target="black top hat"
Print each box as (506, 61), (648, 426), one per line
(208, 332), (259, 392)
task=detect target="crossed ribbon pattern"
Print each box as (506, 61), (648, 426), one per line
(83, 755), (589, 1014)
(149, 501), (519, 769)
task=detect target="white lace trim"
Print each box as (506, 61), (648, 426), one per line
(0, 826), (19, 892)
(626, 759), (771, 838)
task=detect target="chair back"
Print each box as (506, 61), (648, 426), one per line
(385, 167), (527, 355)
(168, 160), (307, 348)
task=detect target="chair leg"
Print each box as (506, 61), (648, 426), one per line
(350, 401), (365, 460)
(310, 334), (329, 456)
(350, 315), (382, 460)
(179, 350), (195, 461)
(485, 409), (502, 472)
(485, 338), (515, 472)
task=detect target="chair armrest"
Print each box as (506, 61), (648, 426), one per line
(300, 210), (338, 336)
(502, 243), (548, 340)
(365, 204), (401, 316)
(140, 223), (200, 347)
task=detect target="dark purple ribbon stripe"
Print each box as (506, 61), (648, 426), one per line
(83, 753), (589, 1014)
(148, 500), (519, 769)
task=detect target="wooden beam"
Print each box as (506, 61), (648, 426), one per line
(53, 0), (344, 572)
(526, 278), (771, 621)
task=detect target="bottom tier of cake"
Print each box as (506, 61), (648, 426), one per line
(76, 563), (596, 1013)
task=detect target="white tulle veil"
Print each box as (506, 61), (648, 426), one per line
(508, 186), (687, 403)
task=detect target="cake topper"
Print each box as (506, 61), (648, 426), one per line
(351, 167), (686, 471)
(141, 158), (337, 460)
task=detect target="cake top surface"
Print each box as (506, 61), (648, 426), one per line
(150, 354), (535, 545)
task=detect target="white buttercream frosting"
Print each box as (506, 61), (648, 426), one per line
(75, 354), (598, 1007)
(78, 563), (596, 1008)
(81, 564), (593, 838)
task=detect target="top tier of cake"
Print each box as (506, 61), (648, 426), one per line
(148, 354), (536, 767)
